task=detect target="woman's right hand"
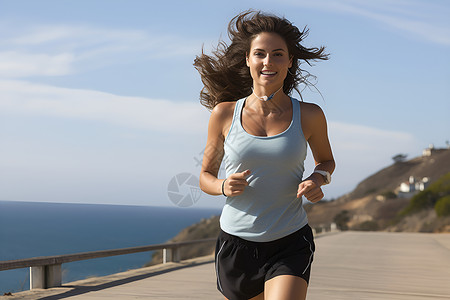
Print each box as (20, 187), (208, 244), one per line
(223, 169), (251, 197)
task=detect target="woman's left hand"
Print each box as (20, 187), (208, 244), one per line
(297, 178), (324, 203)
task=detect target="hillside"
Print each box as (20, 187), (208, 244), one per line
(341, 148), (450, 201)
(305, 148), (450, 232)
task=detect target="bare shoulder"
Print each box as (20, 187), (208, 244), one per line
(299, 101), (327, 140)
(209, 101), (237, 137)
(211, 101), (236, 119)
(300, 101), (324, 117)
(300, 101), (326, 124)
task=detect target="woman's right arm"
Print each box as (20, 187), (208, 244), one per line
(199, 102), (250, 196)
(199, 103), (231, 195)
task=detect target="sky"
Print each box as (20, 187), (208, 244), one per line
(0, 0), (449, 209)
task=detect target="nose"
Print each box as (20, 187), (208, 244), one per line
(263, 54), (272, 66)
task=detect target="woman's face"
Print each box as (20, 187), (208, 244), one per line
(246, 32), (292, 89)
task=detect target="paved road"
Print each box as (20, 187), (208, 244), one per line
(4, 231), (450, 299)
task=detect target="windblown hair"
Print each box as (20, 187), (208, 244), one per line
(193, 10), (329, 110)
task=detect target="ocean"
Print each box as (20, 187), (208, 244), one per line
(0, 200), (221, 294)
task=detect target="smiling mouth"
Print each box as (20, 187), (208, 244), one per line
(261, 71), (277, 75)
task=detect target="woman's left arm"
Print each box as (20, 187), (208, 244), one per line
(297, 103), (336, 203)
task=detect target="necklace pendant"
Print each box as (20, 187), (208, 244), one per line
(252, 85), (283, 102)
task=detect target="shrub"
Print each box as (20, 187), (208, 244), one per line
(354, 221), (379, 231)
(401, 190), (435, 215)
(334, 210), (350, 231)
(435, 195), (450, 217)
(400, 172), (450, 216)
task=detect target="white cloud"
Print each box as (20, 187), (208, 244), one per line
(0, 51), (74, 77)
(0, 80), (209, 134)
(0, 80), (210, 206)
(7, 25), (150, 48)
(330, 121), (417, 152)
(285, 0), (450, 46)
(0, 24), (202, 79)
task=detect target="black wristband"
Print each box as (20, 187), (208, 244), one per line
(221, 179), (227, 197)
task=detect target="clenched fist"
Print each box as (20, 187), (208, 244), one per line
(222, 169), (251, 197)
(297, 178), (324, 203)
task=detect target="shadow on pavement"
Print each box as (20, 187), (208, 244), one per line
(37, 259), (213, 300)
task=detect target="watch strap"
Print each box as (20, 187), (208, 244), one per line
(313, 170), (331, 185)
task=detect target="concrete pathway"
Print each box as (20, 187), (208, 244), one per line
(308, 231), (450, 300)
(3, 231), (450, 299)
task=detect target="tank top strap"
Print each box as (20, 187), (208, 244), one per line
(224, 98), (245, 144)
(290, 97), (301, 133)
(234, 98), (245, 126)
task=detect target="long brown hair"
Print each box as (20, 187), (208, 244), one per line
(193, 10), (329, 110)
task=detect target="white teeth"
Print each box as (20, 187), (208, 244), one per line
(261, 71), (276, 75)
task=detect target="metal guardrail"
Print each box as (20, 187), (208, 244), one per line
(0, 238), (216, 290)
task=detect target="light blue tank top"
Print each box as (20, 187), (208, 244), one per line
(220, 97), (308, 242)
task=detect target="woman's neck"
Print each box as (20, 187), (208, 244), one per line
(246, 91), (290, 115)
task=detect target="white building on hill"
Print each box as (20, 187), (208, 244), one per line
(397, 176), (429, 198)
(422, 144), (435, 157)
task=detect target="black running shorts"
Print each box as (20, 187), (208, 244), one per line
(215, 224), (315, 300)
